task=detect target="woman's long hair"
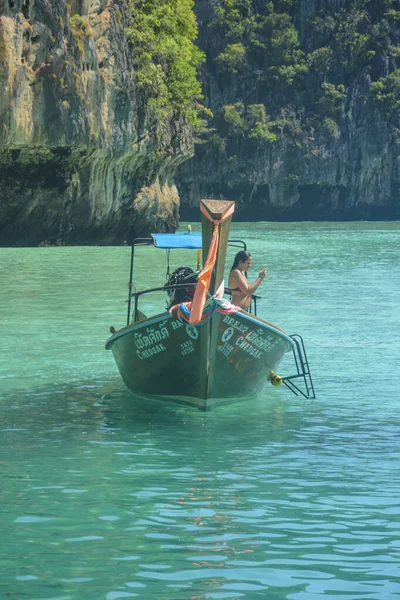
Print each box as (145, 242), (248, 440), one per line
(230, 250), (251, 272)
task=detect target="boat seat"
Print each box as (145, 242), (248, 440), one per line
(131, 309), (147, 323)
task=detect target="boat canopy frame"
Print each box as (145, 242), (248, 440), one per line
(126, 235), (249, 326)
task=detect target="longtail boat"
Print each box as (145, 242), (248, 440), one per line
(106, 199), (315, 410)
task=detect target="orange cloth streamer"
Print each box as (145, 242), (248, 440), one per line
(189, 203), (235, 324)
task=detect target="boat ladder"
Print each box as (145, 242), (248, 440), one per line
(282, 334), (316, 399)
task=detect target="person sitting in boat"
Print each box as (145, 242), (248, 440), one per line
(228, 250), (267, 310)
(165, 266), (197, 308)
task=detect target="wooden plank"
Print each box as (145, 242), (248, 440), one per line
(200, 199), (235, 295)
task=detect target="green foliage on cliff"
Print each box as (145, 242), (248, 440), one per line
(333, 7), (374, 71)
(221, 102), (246, 134)
(216, 43), (248, 74)
(318, 83), (346, 118)
(212, 1), (307, 88)
(307, 47), (334, 75)
(371, 69), (400, 121)
(193, 0), (400, 162)
(126, 0), (205, 125)
(216, 102), (277, 146)
(69, 15), (93, 56)
(247, 104), (277, 144)
(121, 0), (400, 156)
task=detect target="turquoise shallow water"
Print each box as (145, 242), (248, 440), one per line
(1, 222), (400, 600)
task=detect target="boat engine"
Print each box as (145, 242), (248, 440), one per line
(165, 266), (198, 308)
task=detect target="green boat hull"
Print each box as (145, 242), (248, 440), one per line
(106, 309), (294, 410)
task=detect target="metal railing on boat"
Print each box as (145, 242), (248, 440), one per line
(126, 237), (250, 325)
(281, 334), (316, 399)
(127, 283), (262, 324)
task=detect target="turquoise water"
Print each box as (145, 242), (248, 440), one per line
(1, 222), (400, 600)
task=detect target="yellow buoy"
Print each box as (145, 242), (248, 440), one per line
(187, 224), (192, 233)
(271, 374), (283, 387)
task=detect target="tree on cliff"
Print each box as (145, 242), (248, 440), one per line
(175, 0), (400, 220)
(126, 0), (206, 128)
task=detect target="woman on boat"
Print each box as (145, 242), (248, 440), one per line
(228, 250), (267, 310)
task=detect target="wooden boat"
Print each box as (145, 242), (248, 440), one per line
(106, 199), (315, 410)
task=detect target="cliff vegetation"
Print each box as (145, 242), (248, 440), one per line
(0, 0), (204, 245)
(177, 0), (400, 220)
(1, 0), (400, 246)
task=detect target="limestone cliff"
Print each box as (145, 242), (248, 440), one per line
(177, 0), (400, 221)
(0, 0), (191, 245)
(2, 0), (400, 246)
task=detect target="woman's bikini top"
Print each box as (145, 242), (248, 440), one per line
(229, 270), (247, 294)
(229, 270), (248, 294)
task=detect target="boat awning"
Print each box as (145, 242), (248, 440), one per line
(151, 233), (202, 249)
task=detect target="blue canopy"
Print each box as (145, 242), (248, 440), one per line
(151, 233), (202, 249)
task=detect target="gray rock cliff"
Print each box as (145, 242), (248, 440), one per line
(2, 0), (400, 247)
(0, 0), (191, 245)
(177, 0), (400, 221)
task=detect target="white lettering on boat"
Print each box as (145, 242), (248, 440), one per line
(186, 325), (199, 340)
(245, 329), (280, 352)
(180, 340), (195, 356)
(236, 336), (262, 359)
(218, 342), (234, 357)
(222, 315), (249, 333)
(222, 326), (234, 342)
(133, 321), (169, 349)
(171, 320), (184, 330)
(137, 343), (167, 360)
(235, 328), (281, 359)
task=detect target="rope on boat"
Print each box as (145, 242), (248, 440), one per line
(189, 203), (235, 325)
(170, 297), (240, 326)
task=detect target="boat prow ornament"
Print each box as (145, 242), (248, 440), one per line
(106, 199), (315, 410)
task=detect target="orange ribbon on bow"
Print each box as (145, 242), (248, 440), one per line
(189, 203), (235, 325)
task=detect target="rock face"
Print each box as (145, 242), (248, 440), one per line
(178, 79), (400, 221)
(0, 0), (190, 245)
(2, 0), (400, 246)
(177, 0), (400, 221)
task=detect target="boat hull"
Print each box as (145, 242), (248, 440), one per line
(106, 310), (294, 410)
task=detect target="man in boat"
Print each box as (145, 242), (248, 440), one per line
(228, 250), (267, 310)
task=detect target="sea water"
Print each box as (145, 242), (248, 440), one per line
(1, 222), (399, 600)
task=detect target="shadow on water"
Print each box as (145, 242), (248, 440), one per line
(0, 373), (319, 452)
(3, 364), (398, 463)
